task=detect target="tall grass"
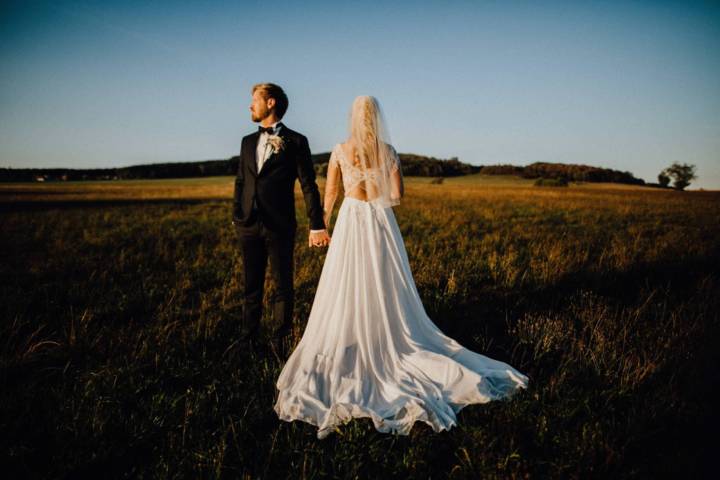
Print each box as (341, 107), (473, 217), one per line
(1, 177), (718, 478)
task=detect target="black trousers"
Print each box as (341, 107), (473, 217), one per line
(237, 216), (295, 338)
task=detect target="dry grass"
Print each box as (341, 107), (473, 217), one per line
(1, 175), (718, 479)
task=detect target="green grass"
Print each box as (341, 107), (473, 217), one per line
(1, 176), (719, 478)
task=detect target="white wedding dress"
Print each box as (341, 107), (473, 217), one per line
(274, 143), (529, 439)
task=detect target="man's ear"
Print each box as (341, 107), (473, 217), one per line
(266, 97), (276, 110)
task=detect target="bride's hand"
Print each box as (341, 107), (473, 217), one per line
(308, 230), (330, 248)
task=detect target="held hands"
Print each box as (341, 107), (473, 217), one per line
(308, 230), (330, 248)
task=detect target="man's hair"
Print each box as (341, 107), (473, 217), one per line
(252, 83), (289, 119)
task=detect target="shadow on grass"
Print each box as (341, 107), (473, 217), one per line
(0, 198), (224, 211)
(431, 252), (720, 360)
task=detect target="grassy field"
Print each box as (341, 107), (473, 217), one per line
(1, 175), (718, 478)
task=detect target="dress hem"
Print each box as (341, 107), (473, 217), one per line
(274, 381), (528, 439)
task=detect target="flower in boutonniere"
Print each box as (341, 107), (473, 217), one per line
(266, 134), (285, 154)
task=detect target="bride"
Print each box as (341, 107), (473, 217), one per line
(274, 96), (529, 439)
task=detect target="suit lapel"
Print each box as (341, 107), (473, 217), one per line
(248, 131), (260, 177)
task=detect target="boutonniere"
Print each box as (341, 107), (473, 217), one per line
(266, 134), (285, 154)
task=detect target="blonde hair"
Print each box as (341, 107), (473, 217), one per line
(252, 83), (289, 119)
(349, 96), (382, 170)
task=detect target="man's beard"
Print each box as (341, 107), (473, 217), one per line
(251, 111), (267, 123)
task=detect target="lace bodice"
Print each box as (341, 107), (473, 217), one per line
(330, 143), (378, 193)
(329, 143), (399, 193)
(322, 143), (402, 229)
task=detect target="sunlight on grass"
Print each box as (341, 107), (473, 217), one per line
(1, 175), (718, 478)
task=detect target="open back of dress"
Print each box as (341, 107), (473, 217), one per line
(322, 143), (403, 213)
(335, 143), (388, 202)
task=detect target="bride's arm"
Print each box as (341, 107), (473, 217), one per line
(390, 146), (404, 201)
(323, 150), (342, 229)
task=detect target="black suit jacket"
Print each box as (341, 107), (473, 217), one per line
(233, 124), (326, 234)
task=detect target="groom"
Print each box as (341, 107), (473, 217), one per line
(232, 83), (330, 352)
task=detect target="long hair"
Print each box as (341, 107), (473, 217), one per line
(349, 96), (382, 170)
(346, 95), (400, 206)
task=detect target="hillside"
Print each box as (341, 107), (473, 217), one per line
(1, 153), (648, 186)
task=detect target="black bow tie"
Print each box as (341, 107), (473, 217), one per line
(258, 125), (277, 134)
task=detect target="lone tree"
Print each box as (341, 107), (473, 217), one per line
(659, 162), (697, 191)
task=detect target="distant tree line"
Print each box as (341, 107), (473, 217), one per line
(0, 160), (235, 182)
(312, 154), (482, 177)
(399, 155), (482, 177)
(476, 164), (525, 176)
(0, 153), (482, 182)
(315, 157), (647, 186)
(518, 162), (645, 185)
(1, 153), (650, 187)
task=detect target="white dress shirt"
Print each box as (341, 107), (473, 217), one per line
(256, 120), (281, 173)
(256, 121), (326, 234)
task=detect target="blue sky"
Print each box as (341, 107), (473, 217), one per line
(1, 0), (719, 189)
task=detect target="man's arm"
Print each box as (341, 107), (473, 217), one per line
(232, 141), (245, 225)
(296, 135), (326, 231)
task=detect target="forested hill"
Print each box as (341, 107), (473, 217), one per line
(0, 153), (646, 186)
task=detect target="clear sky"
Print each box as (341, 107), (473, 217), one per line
(1, 0), (719, 189)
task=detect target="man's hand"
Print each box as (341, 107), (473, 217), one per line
(308, 230), (330, 248)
